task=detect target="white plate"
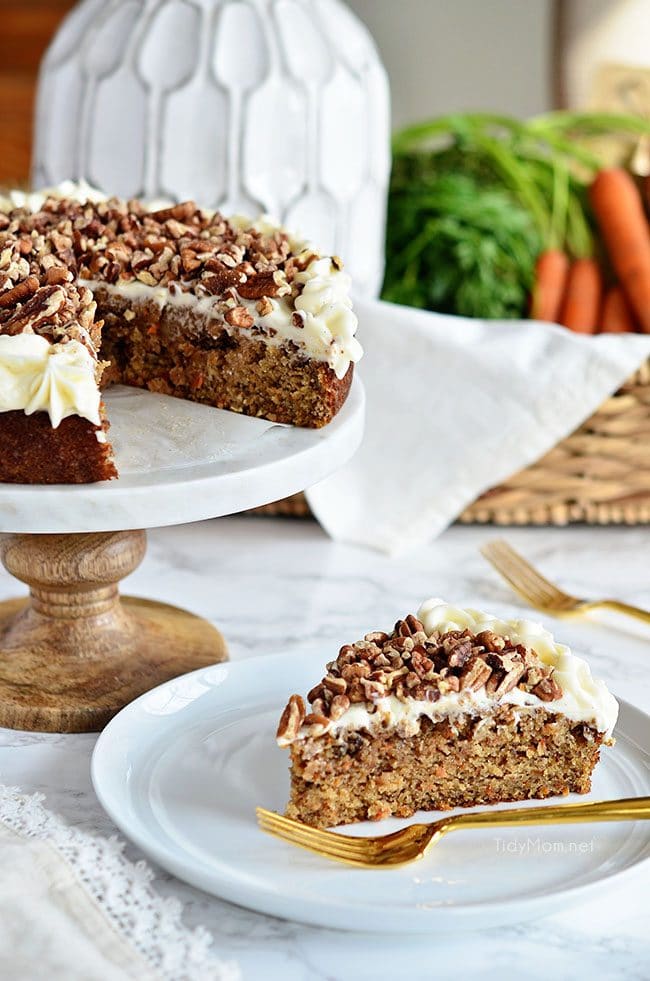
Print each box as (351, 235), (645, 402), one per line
(92, 652), (650, 933)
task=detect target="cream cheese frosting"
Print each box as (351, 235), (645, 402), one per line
(0, 179), (107, 213)
(0, 334), (101, 428)
(0, 182), (362, 381)
(85, 257), (362, 382)
(295, 599), (619, 743)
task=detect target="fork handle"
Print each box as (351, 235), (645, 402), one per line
(450, 796), (650, 831)
(590, 599), (650, 626)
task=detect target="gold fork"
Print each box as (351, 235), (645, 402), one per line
(257, 797), (650, 868)
(481, 539), (650, 624)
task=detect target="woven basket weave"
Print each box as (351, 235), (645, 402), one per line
(253, 359), (650, 526)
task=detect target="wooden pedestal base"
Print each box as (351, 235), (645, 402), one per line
(0, 531), (227, 733)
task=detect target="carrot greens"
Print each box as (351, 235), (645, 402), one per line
(382, 112), (650, 319)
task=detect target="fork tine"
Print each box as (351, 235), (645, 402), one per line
(259, 822), (379, 864)
(256, 807), (359, 843)
(256, 807), (373, 848)
(257, 809), (438, 867)
(494, 552), (565, 604)
(488, 557), (557, 606)
(260, 823), (367, 861)
(485, 541), (566, 599)
(256, 809), (372, 859)
(257, 815), (365, 854)
(258, 809), (423, 855)
(259, 819), (422, 867)
(259, 823), (358, 861)
(480, 557), (543, 608)
(481, 540), (569, 608)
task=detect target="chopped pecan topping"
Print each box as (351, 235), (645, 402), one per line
(0, 190), (331, 352)
(277, 612), (566, 744)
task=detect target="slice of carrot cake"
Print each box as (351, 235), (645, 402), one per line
(277, 599), (618, 828)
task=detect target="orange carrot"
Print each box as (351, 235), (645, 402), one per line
(559, 258), (603, 334)
(530, 249), (569, 322)
(600, 285), (637, 333)
(589, 168), (650, 333)
(644, 174), (650, 211)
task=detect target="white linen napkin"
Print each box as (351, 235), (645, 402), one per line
(307, 298), (650, 555)
(0, 785), (239, 981)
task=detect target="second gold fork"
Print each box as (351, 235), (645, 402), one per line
(481, 539), (650, 625)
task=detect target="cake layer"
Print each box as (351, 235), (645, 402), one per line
(285, 708), (604, 828)
(94, 286), (352, 427)
(0, 409), (116, 483)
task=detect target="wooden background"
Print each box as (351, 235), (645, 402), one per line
(0, 1), (75, 185)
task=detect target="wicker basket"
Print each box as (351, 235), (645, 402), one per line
(253, 360), (650, 525)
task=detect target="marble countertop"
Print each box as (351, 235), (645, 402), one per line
(1, 517), (649, 979)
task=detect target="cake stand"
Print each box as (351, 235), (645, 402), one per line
(0, 380), (364, 733)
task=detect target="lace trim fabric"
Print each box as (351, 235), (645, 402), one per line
(0, 784), (239, 981)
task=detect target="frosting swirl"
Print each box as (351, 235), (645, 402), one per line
(0, 334), (101, 428)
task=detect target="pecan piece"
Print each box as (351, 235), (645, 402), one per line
(307, 682), (325, 703)
(522, 666), (545, 688)
(256, 296), (274, 316)
(444, 637), (473, 668)
(323, 674), (347, 695)
(0, 275), (39, 308)
(203, 269), (243, 295)
(149, 201), (197, 223)
(493, 663), (526, 697)
(303, 712), (330, 736)
(165, 218), (193, 240)
(180, 249), (203, 273)
(276, 694), (305, 747)
(341, 662), (371, 683)
(475, 630), (506, 652)
(365, 631), (389, 644)
(225, 306), (254, 329)
(532, 676), (563, 702)
(236, 270), (279, 300)
(328, 694), (350, 721)
(45, 266), (72, 286)
(459, 656), (492, 691)
(395, 615), (424, 637)
(438, 675), (461, 694)
(131, 249), (154, 272)
(3, 285), (66, 331)
(361, 677), (385, 700)
(411, 649), (434, 676)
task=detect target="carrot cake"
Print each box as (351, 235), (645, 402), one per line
(0, 183), (361, 483)
(277, 598), (618, 828)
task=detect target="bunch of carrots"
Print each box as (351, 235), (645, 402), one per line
(532, 168), (650, 334)
(386, 113), (650, 326)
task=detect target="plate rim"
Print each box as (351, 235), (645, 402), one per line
(91, 653), (650, 933)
